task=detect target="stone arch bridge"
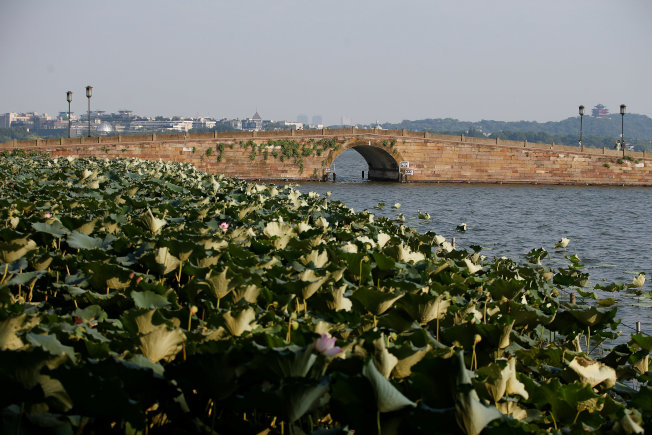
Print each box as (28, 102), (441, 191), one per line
(2, 128), (651, 186)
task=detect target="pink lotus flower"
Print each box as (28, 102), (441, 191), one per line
(219, 222), (229, 232)
(315, 333), (342, 357)
(44, 212), (52, 218)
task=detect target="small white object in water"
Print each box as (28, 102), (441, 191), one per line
(631, 272), (646, 288)
(555, 237), (570, 248)
(457, 223), (467, 232)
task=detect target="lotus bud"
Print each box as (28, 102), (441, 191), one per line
(474, 334), (482, 344)
(219, 222), (229, 232)
(190, 306), (198, 315)
(44, 212), (52, 218)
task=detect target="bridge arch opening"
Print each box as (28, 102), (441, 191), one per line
(330, 141), (400, 182)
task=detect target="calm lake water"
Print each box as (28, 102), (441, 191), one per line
(295, 149), (652, 338)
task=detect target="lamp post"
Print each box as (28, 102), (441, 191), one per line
(578, 105), (584, 152)
(66, 91), (72, 138)
(86, 85), (93, 137)
(620, 104), (626, 157)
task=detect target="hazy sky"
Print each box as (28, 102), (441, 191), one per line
(1, 1), (651, 125)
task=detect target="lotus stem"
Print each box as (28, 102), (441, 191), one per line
(28, 279), (37, 303)
(359, 258), (364, 286)
(182, 342), (186, 361)
(281, 421), (284, 435)
(177, 261), (183, 283)
(106, 285), (109, 295)
(0, 263), (8, 284)
(377, 410), (381, 435)
(573, 410), (582, 425)
(586, 327), (591, 355)
(286, 316), (292, 342)
(550, 411), (558, 430)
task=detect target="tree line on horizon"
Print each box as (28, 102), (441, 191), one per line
(381, 114), (652, 151)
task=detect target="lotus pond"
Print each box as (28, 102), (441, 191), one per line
(0, 155), (650, 434)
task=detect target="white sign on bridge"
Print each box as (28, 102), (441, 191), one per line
(404, 169), (414, 175)
(400, 161), (410, 169)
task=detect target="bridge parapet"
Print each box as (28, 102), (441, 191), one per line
(1, 128), (649, 186)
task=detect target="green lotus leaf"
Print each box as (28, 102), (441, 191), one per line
(38, 373), (74, 412)
(138, 325), (186, 363)
(223, 307), (257, 337)
(32, 220), (71, 238)
(326, 284), (353, 312)
(0, 314), (28, 350)
(452, 351), (502, 435)
(128, 354), (165, 376)
(232, 284), (260, 304)
(148, 247), (181, 275)
(132, 290), (171, 309)
(479, 358), (528, 403)
(30, 253), (54, 271)
(140, 208), (167, 234)
(526, 377), (599, 426)
(204, 267), (232, 300)
(630, 333), (652, 352)
(400, 293), (451, 324)
(0, 237), (36, 264)
(506, 300), (555, 326)
(300, 249), (329, 268)
(67, 231), (115, 250)
(86, 262), (132, 291)
(558, 305), (618, 329)
(372, 334), (398, 378)
(300, 271), (330, 300)
(284, 378), (330, 423)
(352, 287), (404, 316)
(26, 333), (77, 363)
(372, 251), (396, 271)
(5, 270), (45, 286)
(269, 345), (318, 378)
(361, 357), (416, 413)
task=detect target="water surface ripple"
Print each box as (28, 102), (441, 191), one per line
(295, 150), (652, 337)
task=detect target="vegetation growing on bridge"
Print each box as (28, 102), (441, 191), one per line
(221, 138), (341, 174)
(1, 156), (650, 434)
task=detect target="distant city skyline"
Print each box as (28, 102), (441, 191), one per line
(1, 1), (651, 125)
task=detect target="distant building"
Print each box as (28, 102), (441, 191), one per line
(283, 121), (304, 130)
(311, 115), (323, 126)
(242, 111), (263, 131)
(592, 104), (610, 118)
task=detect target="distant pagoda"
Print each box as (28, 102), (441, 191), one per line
(592, 104), (610, 118)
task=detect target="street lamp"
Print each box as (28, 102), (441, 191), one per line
(578, 105), (584, 151)
(620, 104), (626, 157)
(66, 91), (73, 138)
(86, 85), (93, 137)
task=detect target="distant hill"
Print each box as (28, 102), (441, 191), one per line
(380, 114), (652, 151)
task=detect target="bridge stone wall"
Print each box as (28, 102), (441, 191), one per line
(1, 129), (650, 186)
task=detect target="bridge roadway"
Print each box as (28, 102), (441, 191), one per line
(2, 128), (651, 186)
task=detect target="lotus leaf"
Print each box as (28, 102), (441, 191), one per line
(568, 356), (617, 388)
(453, 351), (502, 435)
(0, 237), (36, 263)
(0, 314), (27, 350)
(361, 358), (416, 413)
(372, 334), (399, 378)
(223, 307), (257, 337)
(352, 287), (404, 316)
(131, 290), (171, 309)
(26, 333), (77, 363)
(327, 284), (353, 312)
(139, 325), (186, 363)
